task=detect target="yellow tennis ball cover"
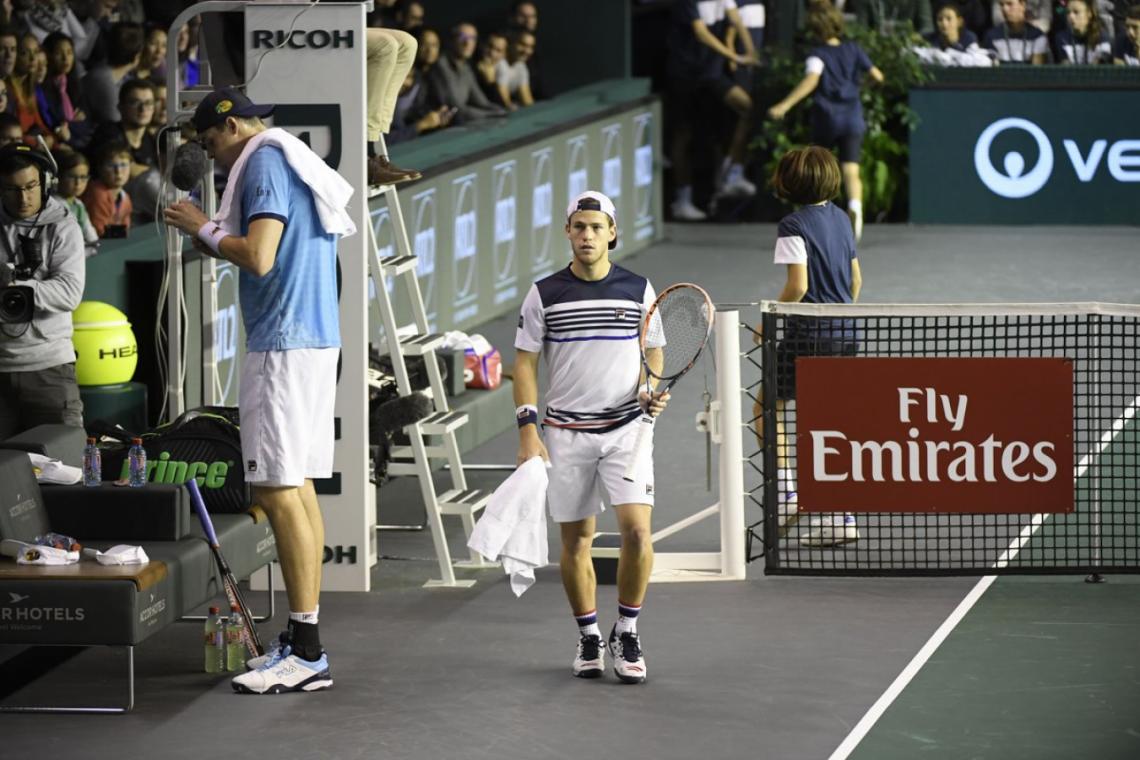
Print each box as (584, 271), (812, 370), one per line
(72, 301), (138, 386)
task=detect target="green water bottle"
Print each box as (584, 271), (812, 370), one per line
(225, 604), (247, 671)
(204, 607), (224, 673)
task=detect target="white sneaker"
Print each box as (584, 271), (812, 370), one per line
(572, 633), (605, 679)
(231, 647), (333, 694)
(718, 173), (757, 198)
(607, 625), (646, 684)
(671, 199), (708, 221)
(800, 514), (859, 547)
(245, 630), (289, 671)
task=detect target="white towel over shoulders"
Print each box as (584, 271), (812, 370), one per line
(214, 127), (356, 238)
(468, 456), (550, 596)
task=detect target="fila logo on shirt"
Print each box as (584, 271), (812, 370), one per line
(974, 117), (1140, 199)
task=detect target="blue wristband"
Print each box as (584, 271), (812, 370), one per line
(516, 405), (538, 428)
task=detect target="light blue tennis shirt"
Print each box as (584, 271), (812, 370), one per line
(238, 145), (341, 352)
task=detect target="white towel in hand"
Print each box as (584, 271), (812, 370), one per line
(214, 127), (356, 238)
(468, 456), (550, 596)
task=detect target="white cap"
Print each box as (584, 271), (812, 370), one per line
(566, 191), (617, 250)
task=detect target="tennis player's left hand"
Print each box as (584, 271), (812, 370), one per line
(639, 390), (670, 417)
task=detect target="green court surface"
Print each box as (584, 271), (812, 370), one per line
(848, 414), (1140, 759)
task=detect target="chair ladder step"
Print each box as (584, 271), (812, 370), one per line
(419, 411), (468, 434)
(400, 333), (444, 355)
(379, 255), (418, 275)
(437, 488), (491, 516)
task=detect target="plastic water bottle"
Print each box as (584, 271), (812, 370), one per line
(82, 437), (101, 487)
(128, 437), (146, 487)
(225, 604), (247, 671)
(32, 532), (81, 551)
(204, 607), (224, 673)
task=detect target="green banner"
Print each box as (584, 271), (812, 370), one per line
(910, 90), (1140, 224)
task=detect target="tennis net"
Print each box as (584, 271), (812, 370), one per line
(744, 302), (1140, 576)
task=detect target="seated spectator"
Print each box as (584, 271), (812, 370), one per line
(134, 24), (168, 86)
(926, 3), (980, 50)
(856, 0), (936, 35)
(983, 0), (1049, 63)
(395, 0), (425, 32)
(507, 1), (544, 98)
(474, 31), (511, 108)
(666, 0), (760, 221)
(52, 148), (99, 255)
(41, 32), (90, 147)
(0, 78), (8, 115)
(415, 26), (441, 75)
(915, 3), (993, 64)
(0, 113), (23, 146)
(1113, 5), (1140, 64)
(81, 141), (132, 237)
(175, 15), (201, 88)
(91, 79), (159, 219)
(361, 22), (422, 185)
(9, 32), (52, 143)
(428, 23), (508, 124)
(81, 21), (143, 124)
(499, 27), (536, 108)
(990, 0), (1051, 33)
(388, 70), (455, 144)
(0, 27), (17, 82)
(1054, 0), (1112, 63)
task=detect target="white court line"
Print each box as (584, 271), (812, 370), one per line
(828, 396), (1140, 760)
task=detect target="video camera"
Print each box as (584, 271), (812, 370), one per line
(0, 234), (42, 324)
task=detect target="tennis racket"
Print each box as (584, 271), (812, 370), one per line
(187, 479), (264, 657)
(622, 283), (715, 482)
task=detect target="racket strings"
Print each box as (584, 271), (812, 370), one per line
(647, 288), (713, 379)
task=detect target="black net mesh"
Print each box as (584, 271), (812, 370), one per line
(744, 304), (1140, 576)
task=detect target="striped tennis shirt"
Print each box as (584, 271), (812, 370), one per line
(515, 264), (660, 433)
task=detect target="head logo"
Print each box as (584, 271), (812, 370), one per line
(215, 99), (233, 115)
(974, 118), (1053, 199)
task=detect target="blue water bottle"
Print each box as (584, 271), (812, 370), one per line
(82, 437), (101, 487)
(128, 437), (147, 487)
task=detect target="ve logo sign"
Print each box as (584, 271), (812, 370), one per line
(975, 117), (1140, 199)
(973, 118), (1053, 199)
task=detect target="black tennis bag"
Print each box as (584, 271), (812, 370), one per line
(94, 407), (250, 513)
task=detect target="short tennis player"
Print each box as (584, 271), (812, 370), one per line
(514, 191), (668, 684)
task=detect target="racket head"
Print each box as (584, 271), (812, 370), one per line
(639, 282), (715, 382)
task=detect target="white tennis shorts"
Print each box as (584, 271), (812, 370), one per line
(239, 347), (338, 488)
(544, 421), (654, 524)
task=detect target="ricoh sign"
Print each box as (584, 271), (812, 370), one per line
(796, 358), (1073, 513)
(909, 90), (1140, 224)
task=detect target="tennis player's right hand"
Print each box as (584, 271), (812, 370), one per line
(517, 427), (549, 466)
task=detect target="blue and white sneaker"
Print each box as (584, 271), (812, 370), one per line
(245, 630), (289, 671)
(231, 647), (333, 694)
(607, 625), (646, 684)
(572, 633), (604, 679)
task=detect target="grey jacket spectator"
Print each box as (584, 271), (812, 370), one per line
(0, 194), (86, 374)
(80, 21), (143, 124)
(856, 0), (935, 34)
(428, 48), (507, 123)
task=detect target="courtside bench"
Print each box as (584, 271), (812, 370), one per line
(0, 445), (276, 713)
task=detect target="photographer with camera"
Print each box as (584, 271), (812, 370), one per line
(0, 143), (85, 440)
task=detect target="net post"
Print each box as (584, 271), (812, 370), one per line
(716, 309), (746, 579)
(760, 305), (779, 569)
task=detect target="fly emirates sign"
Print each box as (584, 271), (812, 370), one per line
(796, 358), (1073, 513)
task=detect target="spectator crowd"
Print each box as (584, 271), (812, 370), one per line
(0, 0), (548, 244)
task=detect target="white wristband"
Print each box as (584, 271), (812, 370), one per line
(196, 221), (230, 253)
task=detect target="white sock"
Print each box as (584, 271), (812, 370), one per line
(725, 162), (744, 183)
(615, 602), (641, 635)
(847, 199), (863, 216)
(676, 185), (692, 205)
(575, 610), (601, 639)
(289, 607), (319, 625)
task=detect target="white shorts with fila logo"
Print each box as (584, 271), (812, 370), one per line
(239, 348), (338, 488)
(544, 420), (654, 524)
